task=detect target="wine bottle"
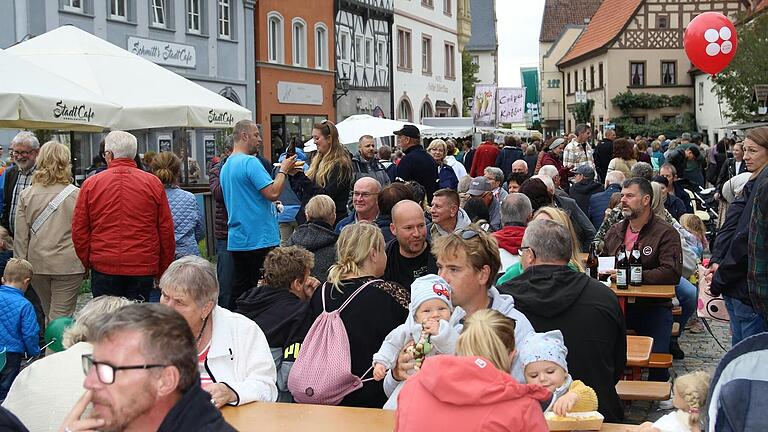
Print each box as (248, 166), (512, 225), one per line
(615, 244), (628, 290)
(586, 243), (599, 279)
(629, 243), (643, 286)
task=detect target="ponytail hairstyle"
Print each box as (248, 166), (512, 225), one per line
(327, 222), (384, 293)
(151, 151), (181, 187)
(674, 371), (710, 430)
(306, 120), (353, 189)
(456, 309), (517, 372)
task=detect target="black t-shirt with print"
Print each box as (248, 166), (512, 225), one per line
(383, 239), (438, 291)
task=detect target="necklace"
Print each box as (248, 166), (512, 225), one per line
(196, 316), (209, 348)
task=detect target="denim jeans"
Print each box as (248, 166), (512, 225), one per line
(724, 296), (768, 346)
(626, 304), (673, 382)
(0, 352), (23, 402)
(216, 238), (235, 309)
(90, 270), (154, 302)
(674, 277), (698, 337)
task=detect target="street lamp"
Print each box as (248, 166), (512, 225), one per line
(334, 74), (350, 103)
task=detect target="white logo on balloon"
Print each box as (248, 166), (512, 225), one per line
(704, 26), (733, 57)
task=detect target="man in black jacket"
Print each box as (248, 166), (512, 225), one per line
(569, 165), (604, 216)
(495, 135), (524, 180)
(498, 219), (626, 422)
(394, 125), (438, 202)
(593, 129), (615, 183)
(63, 303), (235, 432)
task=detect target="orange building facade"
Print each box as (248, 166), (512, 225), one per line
(255, 0), (336, 161)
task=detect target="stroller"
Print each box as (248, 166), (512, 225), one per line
(706, 332), (768, 431)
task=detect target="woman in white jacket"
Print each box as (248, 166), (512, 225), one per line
(159, 256), (277, 407)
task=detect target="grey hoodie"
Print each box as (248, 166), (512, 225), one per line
(429, 208), (472, 239)
(286, 222), (338, 283)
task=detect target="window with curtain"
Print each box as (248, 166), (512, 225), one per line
(661, 61), (676, 85)
(630, 62), (645, 86)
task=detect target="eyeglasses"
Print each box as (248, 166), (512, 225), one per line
(353, 191), (378, 198)
(12, 149), (35, 158)
(517, 246), (536, 258)
(82, 354), (168, 385)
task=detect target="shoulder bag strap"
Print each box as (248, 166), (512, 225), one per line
(31, 184), (77, 234)
(337, 278), (383, 314)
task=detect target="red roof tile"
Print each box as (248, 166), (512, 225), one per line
(539, 0), (603, 43)
(557, 0), (643, 66)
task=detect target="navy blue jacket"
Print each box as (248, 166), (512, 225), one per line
(569, 180), (604, 217)
(664, 194), (687, 221)
(672, 181), (694, 214)
(495, 146), (524, 180)
(438, 164), (459, 190)
(395, 145), (438, 202)
(588, 183), (622, 229)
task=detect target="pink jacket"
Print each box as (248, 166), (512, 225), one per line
(395, 355), (550, 432)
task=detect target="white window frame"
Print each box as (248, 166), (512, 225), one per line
(420, 100), (433, 119)
(397, 28), (412, 70)
(377, 39), (386, 66)
(444, 42), (455, 79)
(63, 0), (84, 12)
(422, 35), (432, 74)
(267, 12), (284, 64)
(443, 0), (451, 15)
(151, 0), (166, 28)
(398, 99), (413, 122)
(339, 29), (350, 61)
(365, 37), (374, 67)
(110, 0), (127, 20)
(187, 0), (201, 33)
(354, 35), (363, 64)
(291, 18), (307, 67)
(218, 0), (231, 39)
(314, 23), (328, 70)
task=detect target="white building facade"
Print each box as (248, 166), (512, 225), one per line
(393, 0), (462, 123)
(694, 72), (734, 145)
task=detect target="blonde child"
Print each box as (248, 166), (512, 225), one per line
(373, 274), (459, 409)
(680, 214), (708, 261)
(638, 371), (710, 432)
(518, 330), (598, 416)
(0, 258), (39, 401)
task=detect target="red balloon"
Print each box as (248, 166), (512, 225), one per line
(684, 12), (738, 75)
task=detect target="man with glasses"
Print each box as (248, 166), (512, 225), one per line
(498, 219), (626, 422)
(336, 177), (382, 233)
(2, 132), (39, 234)
(62, 303), (234, 431)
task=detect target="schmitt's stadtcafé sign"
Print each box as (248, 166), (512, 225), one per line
(128, 36), (196, 69)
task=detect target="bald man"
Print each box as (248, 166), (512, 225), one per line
(336, 177), (382, 233)
(511, 159), (528, 175)
(383, 200), (438, 290)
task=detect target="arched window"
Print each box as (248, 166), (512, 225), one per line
(420, 101), (433, 119)
(314, 23), (328, 70)
(267, 12), (284, 63)
(450, 103), (459, 117)
(398, 99), (413, 122)
(292, 18), (307, 67)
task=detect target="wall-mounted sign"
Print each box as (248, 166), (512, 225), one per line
(277, 82), (323, 105)
(158, 135), (172, 153)
(127, 36), (196, 69)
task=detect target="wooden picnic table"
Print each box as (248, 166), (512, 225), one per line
(221, 402), (639, 431)
(609, 283), (675, 313)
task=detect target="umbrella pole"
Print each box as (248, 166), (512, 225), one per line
(70, 131), (76, 183)
(180, 127), (189, 185)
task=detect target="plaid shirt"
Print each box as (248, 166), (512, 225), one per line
(9, 166), (35, 235)
(748, 168), (768, 318)
(563, 139), (595, 169)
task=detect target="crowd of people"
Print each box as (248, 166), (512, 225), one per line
(0, 120), (765, 431)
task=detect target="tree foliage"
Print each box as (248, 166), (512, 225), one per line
(572, 99), (594, 125)
(611, 91), (691, 115)
(462, 51), (480, 116)
(712, 13), (768, 123)
(614, 113), (696, 138)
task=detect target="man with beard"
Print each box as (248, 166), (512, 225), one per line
(2, 132), (38, 234)
(601, 177), (682, 382)
(60, 303), (234, 432)
(384, 200), (437, 290)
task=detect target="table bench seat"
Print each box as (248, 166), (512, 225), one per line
(616, 380), (672, 401)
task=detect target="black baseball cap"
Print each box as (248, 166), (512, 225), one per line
(393, 125), (420, 139)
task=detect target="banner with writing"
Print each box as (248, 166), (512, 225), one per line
(127, 37), (196, 69)
(497, 88), (526, 124)
(473, 84), (497, 127)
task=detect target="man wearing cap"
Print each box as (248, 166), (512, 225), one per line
(540, 138), (572, 188)
(469, 133), (500, 178)
(467, 177), (501, 231)
(569, 165), (604, 216)
(394, 125), (438, 202)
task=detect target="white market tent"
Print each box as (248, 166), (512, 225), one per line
(303, 114), (433, 149)
(6, 25), (250, 130)
(0, 49), (121, 131)
(421, 116), (474, 139)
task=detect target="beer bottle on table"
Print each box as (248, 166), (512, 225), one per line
(615, 244), (628, 290)
(586, 243), (599, 279)
(629, 243), (643, 286)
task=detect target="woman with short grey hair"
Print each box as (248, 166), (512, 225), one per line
(159, 255), (277, 407)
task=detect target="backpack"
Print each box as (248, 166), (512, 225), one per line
(287, 279), (380, 405)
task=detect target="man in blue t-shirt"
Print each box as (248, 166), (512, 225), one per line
(220, 120), (296, 309)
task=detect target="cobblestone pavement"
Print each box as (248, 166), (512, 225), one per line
(76, 293), (731, 424)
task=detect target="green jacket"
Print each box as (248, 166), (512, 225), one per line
(497, 261), (580, 285)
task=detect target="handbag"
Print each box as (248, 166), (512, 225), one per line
(696, 265), (729, 322)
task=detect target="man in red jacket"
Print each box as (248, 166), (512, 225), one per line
(72, 131), (175, 301)
(492, 193), (533, 255)
(469, 133), (500, 177)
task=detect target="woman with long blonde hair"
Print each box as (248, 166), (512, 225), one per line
(13, 141), (85, 323)
(308, 222), (408, 407)
(289, 120), (353, 225)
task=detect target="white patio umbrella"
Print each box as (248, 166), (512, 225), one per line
(6, 26), (250, 130)
(303, 114), (434, 149)
(0, 49), (121, 131)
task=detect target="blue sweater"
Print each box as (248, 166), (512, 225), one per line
(0, 285), (40, 356)
(166, 187), (205, 258)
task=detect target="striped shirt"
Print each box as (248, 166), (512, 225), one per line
(9, 166), (35, 235)
(198, 342), (213, 387)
